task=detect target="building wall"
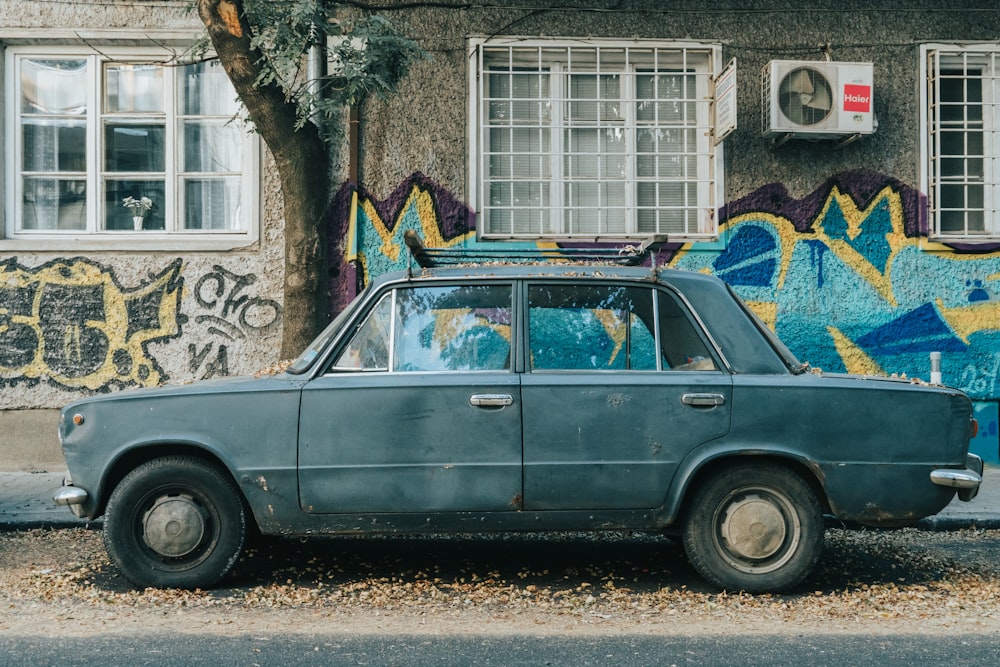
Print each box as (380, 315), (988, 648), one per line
(336, 1), (1000, 461)
(0, 1), (289, 465)
(1, 2), (998, 465)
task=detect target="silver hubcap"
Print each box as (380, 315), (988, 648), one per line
(142, 495), (207, 558)
(718, 491), (799, 573)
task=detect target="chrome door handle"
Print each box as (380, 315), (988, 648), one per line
(470, 394), (514, 407)
(681, 393), (726, 407)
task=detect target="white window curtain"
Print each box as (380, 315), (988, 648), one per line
(8, 48), (252, 240)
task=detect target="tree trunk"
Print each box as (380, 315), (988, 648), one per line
(197, 0), (331, 359)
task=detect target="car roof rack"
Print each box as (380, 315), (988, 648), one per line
(403, 230), (668, 269)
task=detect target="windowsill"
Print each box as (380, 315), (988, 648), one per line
(0, 234), (259, 253)
(921, 236), (1000, 252)
(928, 234), (1000, 244)
(478, 234), (720, 243)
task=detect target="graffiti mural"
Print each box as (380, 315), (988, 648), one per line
(332, 170), (1000, 405)
(0, 257), (183, 391)
(188, 266), (283, 380)
(673, 170), (1000, 400)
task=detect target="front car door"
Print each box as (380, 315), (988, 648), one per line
(520, 281), (732, 510)
(298, 282), (522, 513)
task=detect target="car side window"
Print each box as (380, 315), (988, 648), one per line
(332, 293), (392, 370)
(393, 285), (512, 372)
(528, 284), (658, 371)
(658, 291), (717, 371)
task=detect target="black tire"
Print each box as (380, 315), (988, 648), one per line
(103, 456), (247, 589)
(682, 463), (824, 593)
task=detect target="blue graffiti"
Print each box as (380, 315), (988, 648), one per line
(856, 303), (967, 356)
(712, 225), (776, 287)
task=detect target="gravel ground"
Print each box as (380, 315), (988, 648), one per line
(1, 528), (999, 637)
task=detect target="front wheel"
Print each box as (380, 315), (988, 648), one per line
(682, 463), (824, 593)
(103, 456), (247, 589)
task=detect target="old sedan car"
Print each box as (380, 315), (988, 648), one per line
(54, 261), (983, 593)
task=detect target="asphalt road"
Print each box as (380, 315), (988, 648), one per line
(2, 633), (999, 667)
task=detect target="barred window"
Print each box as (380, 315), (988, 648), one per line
(924, 45), (1000, 239)
(472, 40), (723, 241)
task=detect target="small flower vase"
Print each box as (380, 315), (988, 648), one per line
(133, 216), (144, 231)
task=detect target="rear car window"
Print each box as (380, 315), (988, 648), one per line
(527, 283), (716, 372)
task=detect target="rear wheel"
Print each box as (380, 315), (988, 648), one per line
(682, 463), (824, 593)
(103, 456), (247, 589)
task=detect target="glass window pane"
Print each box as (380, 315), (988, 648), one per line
(177, 61), (239, 116)
(393, 285), (512, 372)
(333, 294), (392, 370)
(569, 74), (621, 121)
(658, 292), (716, 371)
(105, 64), (164, 113)
(105, 180), (165, 230)
(104, 123), (165, 172)
(480, 44), (714, 238)
(183, 178), (241, 230)
(528, 285), (658, 371)
(21, 179), (87, 230)
(23, 119), (87, 172)
(182, 121), (243, 172)
(14, 50), (249, 237)
(21, 59), (87, 115)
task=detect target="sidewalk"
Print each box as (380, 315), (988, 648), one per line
(2, 468), (1000, 531)
(0, 472), (100, 530)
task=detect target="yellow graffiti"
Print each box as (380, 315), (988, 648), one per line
(594, 309), (629, 367)
(936, 298), (1000, 344)
(669, 181), (1000, 374)
(0, 260), (182, 390)
(817, 186), (908, 306)
(745, 301), (779, 330)
(705, 186), (907, 306)
(347, 185), (475, 274)
(827, 326), (885, 376)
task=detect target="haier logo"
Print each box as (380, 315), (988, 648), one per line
(843, 84), (872, 113)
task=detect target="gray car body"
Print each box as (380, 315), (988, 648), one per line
(58, 265), (976, 534)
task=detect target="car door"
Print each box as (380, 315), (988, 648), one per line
(520, 281), (732, 511)
(298, 282), (522, 513)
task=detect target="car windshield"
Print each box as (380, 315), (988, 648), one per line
(285, 286), (370, 374)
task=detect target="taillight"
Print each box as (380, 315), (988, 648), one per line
(970, 418), (979, 439)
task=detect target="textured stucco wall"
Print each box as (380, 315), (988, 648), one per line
(0, 1), (289, 410)
(356, 0), (999, 202)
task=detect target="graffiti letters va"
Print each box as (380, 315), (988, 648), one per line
(0, 257), (182, 391)
(189, 266), (283, 379)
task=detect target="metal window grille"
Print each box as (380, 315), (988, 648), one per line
(927, 47), (1000, 238)
(476, 41), (719, 241)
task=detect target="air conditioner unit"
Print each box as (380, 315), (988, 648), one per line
(762, 60), (875, 140)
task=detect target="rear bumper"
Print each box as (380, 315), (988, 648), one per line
(930, 454), (984, 502)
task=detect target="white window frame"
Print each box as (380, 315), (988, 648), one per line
(921, 43), (1000, 241)
(2, 44), (260, 251)
(468, 38), (725, 242)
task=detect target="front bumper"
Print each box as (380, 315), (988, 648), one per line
(53, 476), (89, 518)
(930, 453), (984, 502)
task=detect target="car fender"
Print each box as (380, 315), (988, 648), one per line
(657, 439), (826, 526)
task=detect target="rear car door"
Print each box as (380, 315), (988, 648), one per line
(520, 281), (732, 510)
(298, 282), (522, 513)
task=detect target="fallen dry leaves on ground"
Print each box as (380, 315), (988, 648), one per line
(1, 527), (998, 636)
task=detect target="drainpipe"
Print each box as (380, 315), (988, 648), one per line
(307, 30), (323, 126)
